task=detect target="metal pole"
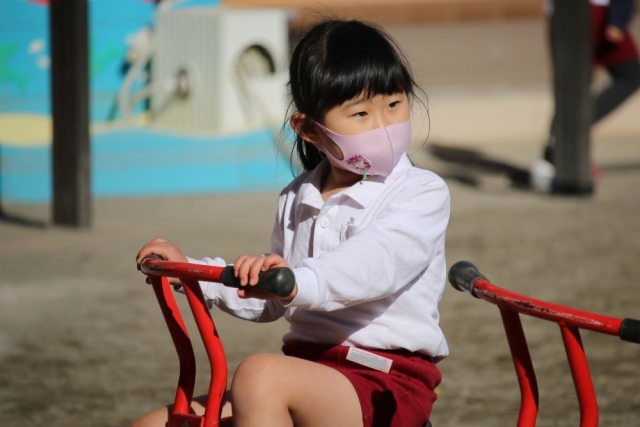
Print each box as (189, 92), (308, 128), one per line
(50, 0), (92, 227)
(551, 0), (593, 195)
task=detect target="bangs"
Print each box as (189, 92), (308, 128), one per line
(314, 22), (414, 110)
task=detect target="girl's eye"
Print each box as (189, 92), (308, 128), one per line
(353, 111), (368, 117)
(389, 101), (401, 108)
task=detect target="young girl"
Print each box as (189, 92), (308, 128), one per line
(134, 19), (450, 427)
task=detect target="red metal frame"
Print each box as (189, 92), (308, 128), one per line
(140, 258), (231, 427)
(141, 256), (636, 427)
(472, 278), (626, 427)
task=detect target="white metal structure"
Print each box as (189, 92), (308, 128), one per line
(150, 6), (289, 132)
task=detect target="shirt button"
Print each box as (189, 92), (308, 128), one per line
(320, 218), (329, 228)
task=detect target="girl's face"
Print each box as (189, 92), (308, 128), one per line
(317, 92), (411, 160)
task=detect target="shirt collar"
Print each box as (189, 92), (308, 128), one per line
(297, 154), (413, 209)
(297, 160), (329, 210)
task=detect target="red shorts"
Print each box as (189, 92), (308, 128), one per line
(546, 6), (638, 68)
(282, 341), (442, 427)
(591, 5), (639, 67)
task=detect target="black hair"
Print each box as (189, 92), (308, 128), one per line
(285, 19), (422, 173)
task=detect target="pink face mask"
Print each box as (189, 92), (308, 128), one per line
(314, 118), (412, 179)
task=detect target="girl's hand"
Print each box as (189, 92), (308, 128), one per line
(136, 238), (188, 285)
(605, 25), (625, 44)
(233, 253), (298, 301)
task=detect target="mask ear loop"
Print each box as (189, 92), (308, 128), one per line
(313, 121), (345, 161)
(382, 124), (394, 168)
(397, 114), (413, 165)
(382, 113), (412, 168)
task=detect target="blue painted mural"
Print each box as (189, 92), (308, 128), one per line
(0, 0), (294, 203)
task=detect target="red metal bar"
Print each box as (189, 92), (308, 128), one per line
(559, 324), (598, 427)
(499, 307), (539, 427)
(141, 258), (224, 283)
(141, 258), (230, 427)
(473, 279), (624, 336)
(449, 261), (639, 427)
(181, 278), (228, 427)
(473, 278), (611, 427)
(149, 275), (196, 415)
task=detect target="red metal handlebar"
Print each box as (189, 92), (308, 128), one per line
(471, 278), (624, 336)
(449, 260), (637, 427)
(472, 277), (619, 427)
(140, 258), (229, 427)
(140, 257), (225, 283)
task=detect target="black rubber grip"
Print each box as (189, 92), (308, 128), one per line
(619, 318), (640, 344)
(448, 260), (486, 297)
(220, 266), (296, 298)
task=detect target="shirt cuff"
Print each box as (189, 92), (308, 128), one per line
(286, 266), (318, 309)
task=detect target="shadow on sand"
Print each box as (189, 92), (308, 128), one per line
(0, 205), (48, 229)
(427, 143), (640, 191)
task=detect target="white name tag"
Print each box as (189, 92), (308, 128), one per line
(346, 347), (393, 373)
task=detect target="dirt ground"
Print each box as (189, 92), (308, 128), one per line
(2, 19), (640, 427)
(1, 134), (639, 427)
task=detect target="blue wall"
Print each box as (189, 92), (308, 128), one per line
(1, 127), (293, 203)
(0, 0), (294, 204)
(0, 0), (223, 117)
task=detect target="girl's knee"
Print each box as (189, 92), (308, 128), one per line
(129, 418), (147, 427)
(231, 353), (284, 395)
(230, 353), (305, 411)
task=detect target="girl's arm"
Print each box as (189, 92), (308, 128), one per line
(287, 176), (450, 312)
(184, 256), (287, 323)
(136, 234), (287, 322)
(185, 195), (290, 322)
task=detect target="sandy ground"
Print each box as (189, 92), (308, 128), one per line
(1, 135), (639, 427)
(2, 18), (640, 427)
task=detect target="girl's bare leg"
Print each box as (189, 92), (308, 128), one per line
(131, 353), (363, 427)
(230, 353), (363, 427)
(129, 394), (232, 427)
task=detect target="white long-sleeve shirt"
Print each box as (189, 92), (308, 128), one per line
(189, 154), (450, 358)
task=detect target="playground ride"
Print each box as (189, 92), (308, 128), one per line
(137, 255), (639, 427)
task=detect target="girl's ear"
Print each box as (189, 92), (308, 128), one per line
(290, 113), (323, 146)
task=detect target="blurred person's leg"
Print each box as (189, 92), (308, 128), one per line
(543, 59), (640, 164)
(539, 2), (639, 167)
(593, 59), (640, 124)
